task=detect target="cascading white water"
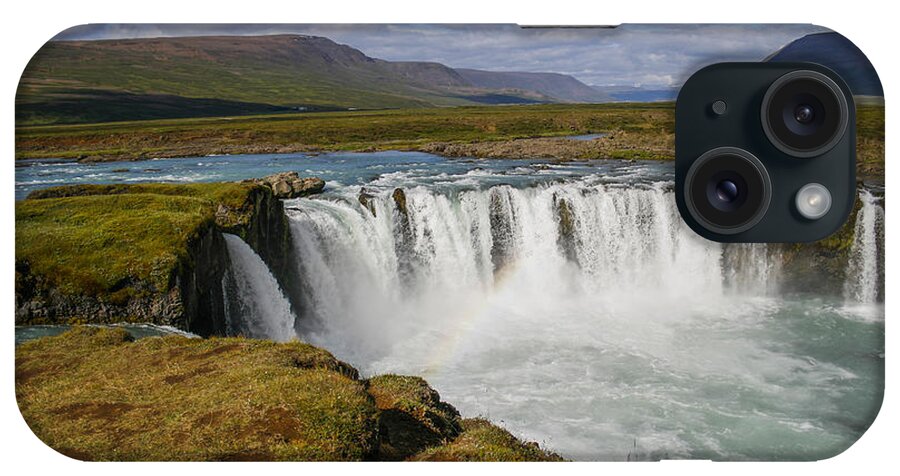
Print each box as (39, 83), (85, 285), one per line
(222, 233), (296, 342)
(844, 190), (885, 304)
(247, 176), (882, 460)
(284, 182), (782, 363)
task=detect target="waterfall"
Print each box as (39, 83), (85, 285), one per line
(844, 190), (885, 304)
(282, 182), (785, 362)
(222, 234), (296, 342)
(259, 179), (882, 460)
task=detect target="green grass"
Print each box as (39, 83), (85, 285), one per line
(16, 328), (377, 461)
(856, 104), (886, 178)
(15, 103), (675, 162)
(413, 419), (564, 462)
(15, 183), (257, 299)
(16, 327), (562, 461)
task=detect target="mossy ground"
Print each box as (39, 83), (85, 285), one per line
(15, 103), (674, 162)
(15, 183), (258, 300)
(414, 419), (564, 462)
(15, 327), (562, 461)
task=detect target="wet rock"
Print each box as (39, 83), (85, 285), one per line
(244, 172), (325, 199)
(392, 188), (408, 217)
(553, 193), (578, 263)
(488, 186), (516, 274)
(358, 189), (377, 217)
(391, 188), (416, 284)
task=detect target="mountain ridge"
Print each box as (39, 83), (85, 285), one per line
(17, 34), (603, 125)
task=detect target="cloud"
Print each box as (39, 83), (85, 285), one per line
(53, 24), (828, 87)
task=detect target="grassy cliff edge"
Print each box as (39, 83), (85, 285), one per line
(15, 327), (562, 462)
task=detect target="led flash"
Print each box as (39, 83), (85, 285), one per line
(795, 183), (832, 220)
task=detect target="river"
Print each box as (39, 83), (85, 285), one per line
(15, 151), (884, 460)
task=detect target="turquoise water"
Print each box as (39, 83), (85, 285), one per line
(15, 324), (198, 346)
(15, 151), (669, 200)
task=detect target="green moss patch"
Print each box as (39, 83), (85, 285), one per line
(414, 418), (564, 462)
(16, 327), (378, 461)
(15, 182), (257, 299)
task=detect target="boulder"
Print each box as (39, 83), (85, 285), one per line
(365, 375), (462, 460)
(244, 172), (325, 199)
(358, 189), (377, 217)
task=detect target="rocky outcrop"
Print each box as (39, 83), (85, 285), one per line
(358, 189), (377, 216)
(214, 185), (306, 324)
(553, 193), (578, 263)
(243, 172), (325, 199)
(366, 375), (462, 460)
(15, 179), (317, 336)
(15, 221), (230, 333)
(391, 188), (417, 285)
(488, 186), (517, 275)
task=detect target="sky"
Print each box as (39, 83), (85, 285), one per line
(53, 24), (828, 88)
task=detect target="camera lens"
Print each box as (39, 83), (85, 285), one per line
(684, 147), (771, 235)
(708, 175), (746, 212)
(761, 70), (849, 158)
(793, 104), (815, 124)
(716, 180), (738, 202)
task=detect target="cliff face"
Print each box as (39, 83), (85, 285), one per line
(15, 181), (311, 337)
(219, 183), (307, 320)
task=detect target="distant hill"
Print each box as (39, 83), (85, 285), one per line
(766, 32), (883, 97)
(17, 35), (602, 125)
(456, 69), (609, 103)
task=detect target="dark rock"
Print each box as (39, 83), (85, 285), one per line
(488, 186), (517, 274)
(366, 375), (462, 460)
(392, 188), (408, 217)
(391, 188), (417, 285)
(215, 186), (305, 332)
(359, 189), (377, 217)
(553, 193), (578, 263)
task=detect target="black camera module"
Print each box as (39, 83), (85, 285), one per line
(676, 62), (857, 242)
(684, 147), (771, 235)
(761, 70), (850, 158)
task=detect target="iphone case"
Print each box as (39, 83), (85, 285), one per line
(14, 24), (884, 461)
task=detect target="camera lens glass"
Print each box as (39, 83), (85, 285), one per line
(793, 104), (815, 124)
(708, 174), (747, 212)
(684, 147), (771, 234)
(716, 180), (738, 202)
(761, 70), (849, 157)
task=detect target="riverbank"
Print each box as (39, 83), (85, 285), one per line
(16, 326), (561, 461)
(15, 104), (672, 162)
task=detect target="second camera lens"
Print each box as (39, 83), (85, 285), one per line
(684, 147), (772, 235)
(761, 70), (849, 158)
(793, 104), (815, 124)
